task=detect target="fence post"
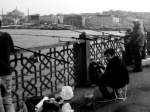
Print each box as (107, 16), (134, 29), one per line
(74, 32), (91, 88)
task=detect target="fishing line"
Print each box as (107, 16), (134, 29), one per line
(14, 46), (71, 64)
(54, 19), (129, 37)
(53, 25), (126, 38)
(11, 22), (128, 39)
(52, 22), (129, 46)
(12, 20), (129, 61)
(11, 33), (74, 39)
(10, 29), (127, 42)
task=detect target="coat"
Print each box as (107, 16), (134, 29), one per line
(130, 26), (145, 47)
(102, 56), (129, 89)
(0, 32), (14, 76)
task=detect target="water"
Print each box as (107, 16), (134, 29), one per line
(1, 29), (125, 48)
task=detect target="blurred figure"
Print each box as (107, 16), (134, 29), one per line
(0, 20), (15, 112)
(142, 26), (147, 59)
(123, 27), (134, 66)
(130, 20), (145, 72)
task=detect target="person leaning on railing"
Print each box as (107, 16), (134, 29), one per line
(0, 19), (16, 112)
(130, 20), (145, 72)
(123, 27), (134, 66)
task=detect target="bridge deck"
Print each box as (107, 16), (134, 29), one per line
(69, 58), (150, 112)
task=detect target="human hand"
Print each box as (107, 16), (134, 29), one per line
(14, 49), (20, 53)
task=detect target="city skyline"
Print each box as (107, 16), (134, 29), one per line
(1, 0), (150, 16)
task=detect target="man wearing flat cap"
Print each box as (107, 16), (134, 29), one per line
(130, 20), (145, 72)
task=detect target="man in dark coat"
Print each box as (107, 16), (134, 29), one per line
(97, 48), (129, 102)
(130, 20), (145, 72)
(123, 28), (134, 66)
(0, 20), (16, 112)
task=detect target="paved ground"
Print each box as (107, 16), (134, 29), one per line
(69, 65), (150, 112)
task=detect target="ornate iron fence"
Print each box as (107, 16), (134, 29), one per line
(90, 34), (124, 63)
(10, 33), (124, 110)
(10, 41), (83, 110)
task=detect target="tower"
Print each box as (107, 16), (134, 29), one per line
(27, 8), (29, 22)
(2, 8), (3, 16)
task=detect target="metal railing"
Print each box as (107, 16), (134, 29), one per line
(10, 33), (125, 110)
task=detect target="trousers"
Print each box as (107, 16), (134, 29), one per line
(0, 75), (15, 112)
(132, 45), (143, 71)
(97, 75), (112, 98)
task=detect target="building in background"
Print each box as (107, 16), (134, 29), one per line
(39, 15), (53, 25)
(1, 8), (25, 25)
(83, 17), (92, 29)
(28, 14), (40, 26)
(57, 15), (64, 24)
(63, 15), (82, 28)
(90, 15), (120, 29)
(2, 8), (150, 30)
(7, 8), (24, 18)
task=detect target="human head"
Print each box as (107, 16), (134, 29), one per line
(104, 48), (115, 62)
(126, 27), (133, 34)
(132, 20), (141, 28)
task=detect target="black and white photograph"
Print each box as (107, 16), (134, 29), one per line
(0, 0), (150, 111)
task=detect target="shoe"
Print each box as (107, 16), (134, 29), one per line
(86, 102), (95, 107)
(98, 97), (114, 103)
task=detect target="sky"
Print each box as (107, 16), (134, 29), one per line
(1, 0), (150, 16)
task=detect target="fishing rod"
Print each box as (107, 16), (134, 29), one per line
(49, 24), (127, 42)
(14, 46), (71, 64)
(54, 25), (127, 44)
(11, 30), (125, 45)
(11, 22), (128, 50)
(10, 22), (128, 41)
(11, 33), (74, 39)
(54, 24), (126, 38)
(45, 24), (130, 47)
(11, 33), (93, 43)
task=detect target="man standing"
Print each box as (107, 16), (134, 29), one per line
(130, 20), (145, 72)
(98, 49), (129, 102)
(0, 20), (15, 112)
(123, 27), (134, 66)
